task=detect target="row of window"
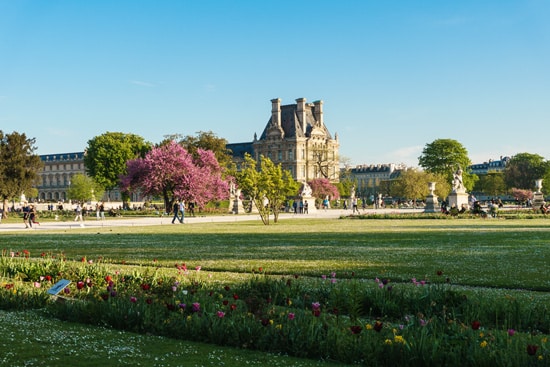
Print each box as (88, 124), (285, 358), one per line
(42, 163), (84, 171)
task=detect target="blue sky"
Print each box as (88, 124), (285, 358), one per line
(1, 0), (549, 167)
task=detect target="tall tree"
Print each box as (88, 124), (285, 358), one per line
(390, 169), (450, 205)
(84, 132), (151, 199)
(418, 138), (477, 191)
(177, 131), (233, 169)
(473, 172), (506, 197)
(0, 131), (43, 218)
(237, 154), (299, 225)
(67, 173), (104, 203)
(120, 141), (229, 211)
(504, 152), (550, 190)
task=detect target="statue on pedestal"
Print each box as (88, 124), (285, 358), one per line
(452, 166), (466, 193)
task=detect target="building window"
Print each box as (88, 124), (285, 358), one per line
(288, 150), (293, 160)
(278, 151), (282, 161)
(301, 149), (305, 159)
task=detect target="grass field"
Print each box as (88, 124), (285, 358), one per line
(1, 216), (549, 366)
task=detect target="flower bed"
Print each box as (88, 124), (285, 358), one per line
(1, 252), (548, 366)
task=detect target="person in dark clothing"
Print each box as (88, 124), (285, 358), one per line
(171, 201), (180, 224)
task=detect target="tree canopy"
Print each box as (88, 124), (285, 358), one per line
(390, 169), (450, 204)
(120, 141), (229, 211)
(166, 131), (234, 170)
(418, 138), (477, 191)
(237, 154), (299, 225)
(308, 178), (340, 200)
(84, 132), (152, 195)
(67, 174), (104, 203)
(504, 152), (550, 191)
(0, 131), (43, 218)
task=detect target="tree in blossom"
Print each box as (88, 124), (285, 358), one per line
(308, 178), (340, 201)
(120, 141), (230, 211)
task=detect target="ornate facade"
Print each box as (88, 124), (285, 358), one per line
(228, 97), (340, 183)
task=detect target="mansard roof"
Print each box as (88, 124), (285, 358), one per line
(259, 101), (333, 141)
(40, 152), (84, 162)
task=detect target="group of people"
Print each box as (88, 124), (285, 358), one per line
(171, 200), (195, 223)
(291, 200), (309, 214)
(22, 203), (40, 228)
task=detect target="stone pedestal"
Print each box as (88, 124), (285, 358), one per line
(229, 197), (245, 214)
(300, 197), (317, 213)
(448, 191), (469, 211)
(424, 182), (439, 213)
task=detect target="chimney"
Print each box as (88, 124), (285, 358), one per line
(296, 97), (307, 133)
(313, 100), (323, 126)
(271, 98), (281, 127)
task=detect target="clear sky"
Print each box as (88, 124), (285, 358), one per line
(1, 0), (549, 167)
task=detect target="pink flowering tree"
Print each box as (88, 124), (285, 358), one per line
(120, 141), (230, 211)
(308, 178), (340, 200)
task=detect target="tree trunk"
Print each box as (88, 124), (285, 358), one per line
(2, 198), (8, 219)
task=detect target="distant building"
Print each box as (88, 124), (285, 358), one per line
(348, 163), (406, 196)
(228, 97), (340, 183)
(36, 152), (85, 202)
(36, 152), (135, 203)
(469, 156), (511, 175)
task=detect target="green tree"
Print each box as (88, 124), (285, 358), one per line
(176, 131), (233, 170)
(390, 169), (450, 205)
(0, 131), (43, 218)
(237, 154), (299, 225)
(504, 153), (550, 191)
(84, 132), (151, 199)
(67, 174), (104, 203)
(473, 172), (506, 196)
(418, 138), (477, 191)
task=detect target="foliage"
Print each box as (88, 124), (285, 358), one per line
(504, 152), (550, 191)
(0, 131), (43, 218)
(390, 169), (450, 202)
(236, 154), (299, 225)
(308, 178), (339, 200)
(473, 171), (507, 196)
(175, 130), (234, 171)
(510, 188), (533, 202)
(120, 141), (229, 211)
(84, 132), (152, 194)
(418, 139), (477, 191)
(67, 173), (104, 203)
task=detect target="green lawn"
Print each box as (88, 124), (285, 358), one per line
(1, 217), (549, 366)
(2, 218), (549, 290)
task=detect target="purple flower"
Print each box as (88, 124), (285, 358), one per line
(288, 313), (295, 320)
(130, 296), (137, 303)
(192, 302), (201, 312)
(217, 311), (225, 318)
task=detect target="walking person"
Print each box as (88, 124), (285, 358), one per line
(187, 202), (195, 217)
(29, 206), (40, 227)
(74, 203), (84, 227)
(171, 201), (180, 224)
(22, 203), (30, 228)
(99, 202), (105, 220)
(179, 200), (185, 223)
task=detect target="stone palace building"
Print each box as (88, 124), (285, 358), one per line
(228, 97), (340, 183)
